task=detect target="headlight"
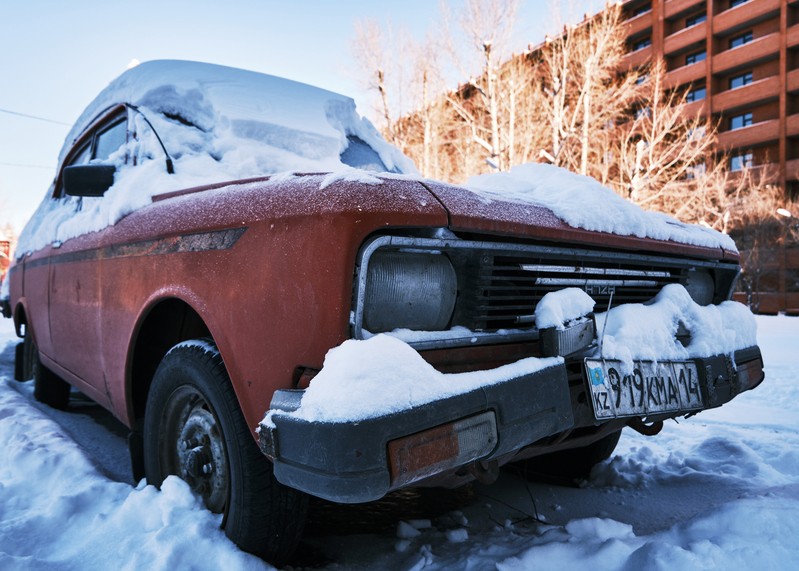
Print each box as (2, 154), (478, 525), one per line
(684, 269), (715, 305)
(363, 250), (457, 333)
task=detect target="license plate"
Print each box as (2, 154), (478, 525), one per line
(584, 359), (703, 420)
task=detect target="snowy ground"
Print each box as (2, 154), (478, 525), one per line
(1, 315), (797, 570)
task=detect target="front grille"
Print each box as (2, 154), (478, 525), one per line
(353, 234), (738, 348)
(458, 253), (683, 331)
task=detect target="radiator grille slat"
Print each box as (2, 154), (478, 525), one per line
(458, 253), (683, 331)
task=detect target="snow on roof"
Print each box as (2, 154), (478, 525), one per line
(466, 163), (738, 252)
(60, 59), (415, 176)
(12, 60), (416, 256)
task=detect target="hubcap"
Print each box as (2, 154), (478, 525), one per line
(162, 387), (230, 514)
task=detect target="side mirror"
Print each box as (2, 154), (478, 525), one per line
(63, 164), (116, 197)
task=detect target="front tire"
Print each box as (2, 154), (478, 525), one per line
(516, 429), (622, 483)
(143, 339), (307, 564)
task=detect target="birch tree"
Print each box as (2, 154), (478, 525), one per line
(442, 0), (526, 172)
(537, 3), (638, 179)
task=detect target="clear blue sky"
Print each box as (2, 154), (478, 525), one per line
(0, 0), (601, 232)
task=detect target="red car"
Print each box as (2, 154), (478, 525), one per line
(1, 61), (764, 564)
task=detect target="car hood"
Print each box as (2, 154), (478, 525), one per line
(421, 179), (739, 261)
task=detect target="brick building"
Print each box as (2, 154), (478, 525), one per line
(621, 0), (799, 198)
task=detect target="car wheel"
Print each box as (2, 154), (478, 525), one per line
(143, 339), (307, 564)
(31, 337), (71, 410)
(516, 429), (622, 483)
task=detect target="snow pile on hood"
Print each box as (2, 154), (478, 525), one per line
(594, 284), (757, 371)
(466, 163), (737, 252)
(15, 60), (417, 255)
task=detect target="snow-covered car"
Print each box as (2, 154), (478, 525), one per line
(0, 60), (764, 564)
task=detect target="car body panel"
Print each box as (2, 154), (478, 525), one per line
(421, 179), (740, 262)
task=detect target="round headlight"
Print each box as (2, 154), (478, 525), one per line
(363, 250), (457, 333)
(684, 269), (715, 306)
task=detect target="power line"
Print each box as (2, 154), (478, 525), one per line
(0, 161), (54, 170)
(0, 107), (70, 126)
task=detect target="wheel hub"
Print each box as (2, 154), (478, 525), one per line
(165, 391), (230, 514)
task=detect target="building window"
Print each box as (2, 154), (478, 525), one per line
(685, 50), (706, 65)
(636, 74), (649, 85)
(730, 113), (753, 130)
(632, 37), (651, 51)
(686, 13), (707, 27)
(729, 31), (753, 49)
(631, 3), (651, 17)
(685, 163), (707, 180)
(729, 0), (749, 8)
(729, 72), (753, 89)
(687, 86), (707, 102)
(730, 152), (753, 172)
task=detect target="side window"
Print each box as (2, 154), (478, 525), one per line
(69, 143), (92, 167)
(56, 114), (128, 198)
(93, 120), (128, 162)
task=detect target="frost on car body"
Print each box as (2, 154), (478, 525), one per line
(0, 60), (764, 563)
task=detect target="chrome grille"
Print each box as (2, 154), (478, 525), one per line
(463, 254), (682, 331)
(353, 234), (738, 348)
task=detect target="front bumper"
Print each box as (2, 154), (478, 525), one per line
(257, 346), (764, 503)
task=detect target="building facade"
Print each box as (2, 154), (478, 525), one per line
(622, 0), (799, 197)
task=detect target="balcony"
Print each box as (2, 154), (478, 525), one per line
(786, 158), (799, 181)
(711, 76), (780, 112)
(623, 45), (653, 69)
(665, 59), (707, 87)
(713, 0), (780, 36)
(788, 24), (799, 49)
(787, 113), (799, 137)
(789, 69), (799, 93)
(679, 99), (709, 119)
(712, 32), (780, 74)
(625, 10), (653, 37)
(664, 21), (707, 55)
(717, 119), (779, 150)
(664, 0), (705, 20)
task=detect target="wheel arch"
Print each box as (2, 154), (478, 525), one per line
(127, 297), (212, 428)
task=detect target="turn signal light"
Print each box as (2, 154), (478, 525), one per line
(736, 357), (764, 392)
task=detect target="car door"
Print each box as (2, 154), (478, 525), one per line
(47, 114), (128, 401)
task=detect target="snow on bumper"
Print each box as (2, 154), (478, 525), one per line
(257, 345), (763, 503)
(257, 286), (765, 502)
(257, 361), (573, 503)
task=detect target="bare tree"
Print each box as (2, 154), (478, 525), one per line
(536, 3), (639, 178)
(442, 0), (525, 172)
(352, 19), (396, 142)
(611, 59), (718, 209)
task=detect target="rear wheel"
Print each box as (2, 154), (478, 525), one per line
(29, 334), (71, 410)
(143, 339), (307, 564)
(14, 331), (37, 381)
(516, 429), (622, 483)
